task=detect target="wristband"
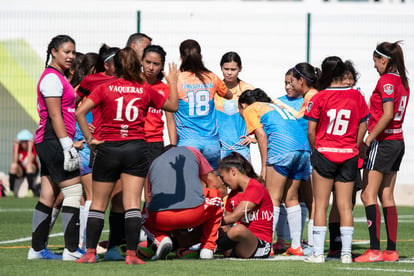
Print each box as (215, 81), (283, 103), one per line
(59, 136), (73, 151)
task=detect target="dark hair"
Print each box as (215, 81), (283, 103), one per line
(373, 41), (409, 89)
(64, 52), (84, 81)
(45, 35), (75, 68)
(142, 45), (167, 80)
(238, 88), (272, 107)
(318, 56), (346, 90)
(70, 52), (98, 87)
(95, 44), (120, 73)
(126, 33), (152, 47)
(218, 152), (260, 182)
(344, 60), (359, 85)
(179, 39), (211, 84)
(114, 47), (143, 83)
(292, 62), (320, 88)
(220, 51), (242, 83)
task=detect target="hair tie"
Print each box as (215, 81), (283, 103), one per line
(294, 66), (314, 83)
(375, 49), (391, 59)
(104, 53), (116, 63)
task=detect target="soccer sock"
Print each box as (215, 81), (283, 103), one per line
(26, 173), (36, 191)
(49, 207), (60, 233)
(217, 232), (238, 251)
(272, 206), (280, 240)
(61, 206), (80, 252)
(9, 173), (17, 192)
(287, 204), (302, 248)
(329, 222), (341, 251)
(313, 226), (327, 257)
(124, 209), (142, 251)
(365, 204), (381, 250)
(307, 219), (314, 246)
(383, 206), (398, 251)
(86, 210), (105, 249)
(108, 211), (125, 248)
(32, 201), (52, 251)
(276, 204), (289, 241)
(83, 200), (92, 246)
(340, 226), (354, 256)
(79, 204), (85, 248)
(300, 202), (308, 241)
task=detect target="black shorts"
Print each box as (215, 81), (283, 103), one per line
(35, 139), (80, 183)
(311, 150), (358, 182)
(92, 139), (150, 182)
(363, 140), (405, 173)
(147, 141), (164, 163)
(230, 238), (271, 259)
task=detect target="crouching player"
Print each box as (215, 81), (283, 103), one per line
(141, 145), (224, 260)
(217, 152), (273, 258)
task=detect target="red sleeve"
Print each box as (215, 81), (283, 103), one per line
(304, 91), (322, 121)
(186, 146), (213, 176)
(87, 84), (104, 106)
(148, 86), (166, 110)
(242, 179), (264, 205)
(378, 76), (395, 102)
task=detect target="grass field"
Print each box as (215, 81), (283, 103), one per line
(1, 197), (414, 276)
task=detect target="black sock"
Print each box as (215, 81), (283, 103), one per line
(108, 212), (125, 248)
(26, 173), (36, 191)
(86, 210), (105, 250)
(32, 201), (52, 251)
(329, 222), (341, 251)
(61, 206), (80, 252)
(124, 209), (142, 251)
(9, 173), (17, 192)
(365, 204), (381, 250)
(217, 232), (238, 251)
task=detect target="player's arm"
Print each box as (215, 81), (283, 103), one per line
(222, 200), (256, 225)
(26, 140), (35, 167)
(364, 101), (393, 146)
(45, 97), (69, 139)
(223, 89), (233, 100)
(12, 139), (19, 164)
(254, 127), (268, 181)
(161, 63), (179, 112)
(165, 111), (177, 145)
(307, 120), (317, 150)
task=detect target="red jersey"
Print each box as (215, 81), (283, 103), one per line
(305, 87), (370, 163)
(18, 144), (39, 170)
(225, 178), (273, 243)
(144, 80), (170, 143)
(78, 73), (117, 139)
(88, 78), (166, 141)
(368, 73), (410, 141)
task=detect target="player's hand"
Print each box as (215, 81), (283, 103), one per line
(240, 135), (257, 146)
(59, 136), (79, 172)
(163, 62), (179, 85)
(87, 137), (104, 154)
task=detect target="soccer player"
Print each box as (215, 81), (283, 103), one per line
(239, 88), (311, 256)
(215, 51), (254, 160)
(75, 47), (178, 265)
(304, 56), (370, 264)
(175, 39), (232, 169)
(28, 35), (83, 261)
(355, 41), (410, 263)
(217, 152), (273, 259)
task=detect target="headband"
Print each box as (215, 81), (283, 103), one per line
(375, 49), (391, 59)
(104, 53), (116, 63)
(293, 66), (314, 83)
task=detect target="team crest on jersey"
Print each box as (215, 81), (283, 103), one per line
(383, 84), (394, 95)
(306, 101), (313, 113)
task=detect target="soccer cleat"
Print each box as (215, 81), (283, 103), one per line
(125, 250), (146, 265)
(341, 253), (352, 264)
(151, 236), (173, 261)
(199, 248), (214, 260)
(382, 250), (399, 262)
(327, 249), (341, 259)
(62, 248), (85, 261)
(354, 249), (383, 263)
(27, 248), (62, 260)
(302, 243), (313, 256)
(137, 246), (155, 259)
(283, 246), (304, 256)
(104, 245), (126, 261)
(75, 249), (97, 263)
(304, 253), (325, 263)
(176, 248), (199, 259)
(273, 239), (289, 254)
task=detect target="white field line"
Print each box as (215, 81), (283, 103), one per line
(337, 267), (414, 273)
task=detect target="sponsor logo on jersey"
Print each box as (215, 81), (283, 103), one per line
(383, 84), (394, 95)
(306, 101), (313, 113)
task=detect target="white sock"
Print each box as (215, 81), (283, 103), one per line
(340, 226), (354, 256)
(83, 200), (92, 246)
(287, 204), (302, 248)
(300, 202), (308, 241)
(79, 204), (85, 248)
(307, 219), (314, 246)
(49, 207), (60, 233)
(272, 206), (280, 240)
(276, 204), (290, 241)
(313, 226), (327, 257)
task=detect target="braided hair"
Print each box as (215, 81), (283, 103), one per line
(45, 35), (75, 68)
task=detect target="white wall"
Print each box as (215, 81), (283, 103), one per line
(1, 0), (414, 184)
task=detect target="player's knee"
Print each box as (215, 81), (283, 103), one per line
(61, 183), (83, 208)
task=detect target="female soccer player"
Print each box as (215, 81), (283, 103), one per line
(28, 35), (84, 261)
(215, 51), (254, 160)
(304, 56), (370, 264)
(75, 47), (178, 265)
(217, 152), (273, 259)
(239, 88), (311, 256)
(175, 39), (232, 169)
(355, 41), (410, 263)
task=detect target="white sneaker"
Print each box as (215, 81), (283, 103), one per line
(304, 253), (325, 263)
(199, 248), (213, 260)
(151, 237), (172, 261)
(62, 248), (85, 261)
(341, 253), (353, 264)
(27, 248), (62, 260)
